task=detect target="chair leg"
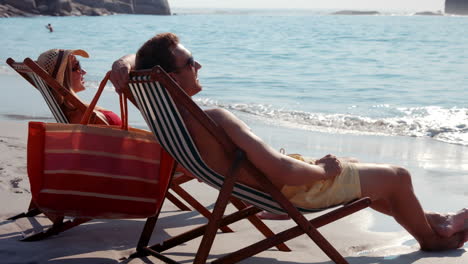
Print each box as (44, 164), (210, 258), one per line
(137, 247), (180, 264)
(133, 216), (159, 257)
(8, 199), (41, 220)
(21, 217), (91, 241)
(193, 178), (237, 263)
(166, 191), (191, 211)
(10, 200), (92, 242)
(193, 150), (245, 264)
(172, 174), (195, 185)
(148, 206), (261, 253)
(7, 207), (41, 221)
(131, 158), (178, 259)
(214, 198), (372, 264)
(230, 197), (291, 252)
(171, 183), (234, 233)
(169, 175), (234, 232)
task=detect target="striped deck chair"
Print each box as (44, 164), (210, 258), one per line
(5, 57), (227, 240)
(6, 58), (103, 124)
(5, 57), (110, 241)
(126, 66), (372, 264)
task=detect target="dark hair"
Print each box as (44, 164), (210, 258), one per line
(135, 32), (180, 71)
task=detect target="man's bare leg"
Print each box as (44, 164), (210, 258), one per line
(366, 197), (468, 239)
(357, 163), (465, 251)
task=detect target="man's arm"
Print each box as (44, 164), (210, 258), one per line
(206, 108), (341, 186)
(109, 54), (137, 106)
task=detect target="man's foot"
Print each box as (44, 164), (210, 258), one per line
(256, 211), (291, 220)
(420, 231), (466, 251)
(426, 208), (468, 238)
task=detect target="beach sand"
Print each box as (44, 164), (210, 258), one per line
(0, 75), (467, 263)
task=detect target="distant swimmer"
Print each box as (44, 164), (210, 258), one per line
(45, 23), (53, 33)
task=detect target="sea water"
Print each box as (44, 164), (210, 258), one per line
(0, 9), (467, 146)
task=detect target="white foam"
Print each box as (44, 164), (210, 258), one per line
(196, 98), (468, 146)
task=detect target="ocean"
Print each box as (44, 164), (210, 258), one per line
(0, 9), (467, 146)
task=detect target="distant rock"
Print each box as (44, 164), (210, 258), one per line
(332, 10), (380, 15)
(414, 11), (443, 16)
(0, 4), (35, 17)
(134, 0), (170, 15)
(0, 0), (170, 17)
(445, 0), (468, 15)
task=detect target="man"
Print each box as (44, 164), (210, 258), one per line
(46, 23), (53, 33)
(110, 33), (467, 252)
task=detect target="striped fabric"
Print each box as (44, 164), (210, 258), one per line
(129, 75), (322, 214)
(31, 122), (165, 218)
(23, 70), (68, 123)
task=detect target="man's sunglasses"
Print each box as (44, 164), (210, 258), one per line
(171, 56), (195, 72)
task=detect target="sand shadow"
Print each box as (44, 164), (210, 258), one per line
(256, 248), (465, 264)
(198, 248), (467, 264)
(123, 235), (467, 264)
(0, 208), (213, 263)
(48, 258), (120, 264)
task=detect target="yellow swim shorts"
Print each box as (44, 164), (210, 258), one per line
(281, 155), (361, 209)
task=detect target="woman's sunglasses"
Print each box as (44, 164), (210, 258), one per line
(72, 61), (82, 72)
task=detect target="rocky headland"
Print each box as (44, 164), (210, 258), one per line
(445, 0), (468, 14)
(330, 1), (468, 16)
(414, 11), (443, 16)
(0, 0), (171, 17)
(331, 10), (380, 15)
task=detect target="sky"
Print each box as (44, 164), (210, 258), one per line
(170, 0), (446, 11)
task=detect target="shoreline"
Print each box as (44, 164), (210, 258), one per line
(2, 72), (467, 147)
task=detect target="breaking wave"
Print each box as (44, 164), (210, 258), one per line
(196, 98), (468, 146)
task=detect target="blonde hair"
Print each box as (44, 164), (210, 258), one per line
(63, 56), (73, 91)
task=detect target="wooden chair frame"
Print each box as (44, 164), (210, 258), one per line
(126, 66), (371, 264)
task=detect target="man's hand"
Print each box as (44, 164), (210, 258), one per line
(109, 54), (136, 94)
(315, 154), (342, 179)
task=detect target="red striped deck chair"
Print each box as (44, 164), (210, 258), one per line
(125, 66), (372, 264)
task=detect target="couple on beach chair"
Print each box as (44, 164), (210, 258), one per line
(8, 32), (468, 263)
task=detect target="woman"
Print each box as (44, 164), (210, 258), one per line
(37, 49), (121, 125)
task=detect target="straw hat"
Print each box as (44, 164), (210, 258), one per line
(37, 49), (89, 86)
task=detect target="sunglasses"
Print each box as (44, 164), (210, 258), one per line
(72, 61), (82, 72)
(171, 56), (195, 72)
